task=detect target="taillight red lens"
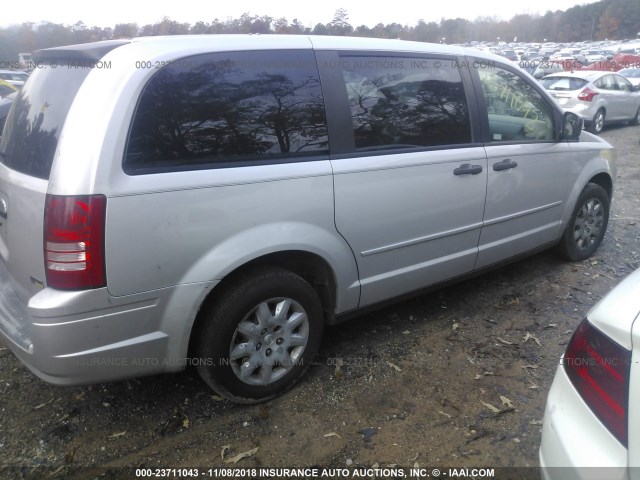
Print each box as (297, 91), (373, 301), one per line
(564, 319), (630, 446)
(578, 87), (599, 102)
(44, 194), (106, 290)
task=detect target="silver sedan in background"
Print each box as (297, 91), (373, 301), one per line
(540, 71), (640, 133)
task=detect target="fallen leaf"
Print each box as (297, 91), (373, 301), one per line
(34, 402), (49, 410)
(402, 330), (410, 335)
(65, 446), (77, 465)
(182, 417), (190, 429)
(221, 445), (230, 461)
(210, 395), (225, 402)
(474, 374), (482, 380)
(497, 337), (514, 345)
(452, 322), (459, 331)
(49, 466), (65, 477)
(386, 361), (402, 372)
(438, 410), (452, 418)
(323, 432), (341, 438)
(523, 332), (542, 347)
(109, 431), (126, 438)
(529, 384), (540, 389)
(500, 396), (514, 408)
(225, 447), (259, 464)
(481, 401), (501, 413)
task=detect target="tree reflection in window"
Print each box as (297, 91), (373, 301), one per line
(339, 57), (471, 149)
(125, 50), (328, 172)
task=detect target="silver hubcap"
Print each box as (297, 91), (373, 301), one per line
(573, 198), (604, 251)
(229, 297), (309, 386)
(594, 112), (604, 132)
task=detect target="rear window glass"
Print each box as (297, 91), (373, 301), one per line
(0, 66), (90, 179)
(124, 50), (329, 174)
(539, 76), (588, 91)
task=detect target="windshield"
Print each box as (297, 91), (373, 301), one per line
(0, 65), (90, 179)
(539, 76), (588, 91)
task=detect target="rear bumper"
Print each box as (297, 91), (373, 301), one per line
(0, 263), (213, 385)
(539, 364), (628, 480)
(562, 103), (598, 124)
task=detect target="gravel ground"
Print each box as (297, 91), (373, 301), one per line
(0, 123), (638, 480)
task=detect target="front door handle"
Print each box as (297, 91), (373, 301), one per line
(453, 164), (483, 176)
(493, 159), (518, 171)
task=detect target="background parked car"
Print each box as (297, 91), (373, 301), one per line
(617, 67), (640, 87)
(0, 70), (29, 87)
(532, 62), (564, 79)
(540, 70), (640, 133)
(540, 267), (640, 479)
(0, 79), (17, 98)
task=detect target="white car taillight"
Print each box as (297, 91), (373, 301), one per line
(564, 319), (631, 446)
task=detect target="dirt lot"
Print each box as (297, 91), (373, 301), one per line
(1, 124), (639, 479)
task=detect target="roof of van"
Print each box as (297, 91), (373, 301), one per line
(33, 34), (505, 63)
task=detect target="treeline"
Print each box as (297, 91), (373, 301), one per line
(1, 0), (638, 62)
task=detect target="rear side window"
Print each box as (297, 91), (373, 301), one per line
(124, 50), (329, 173)
(0, 66), (90, 179)
(336, 56), (471, 150)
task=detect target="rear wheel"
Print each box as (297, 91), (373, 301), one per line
(194, 267), (324, 403)
(588, 109), (605, 134)
(556, 183), (609, 261)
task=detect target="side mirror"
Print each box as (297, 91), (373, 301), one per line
(561, 111), (583, 140)
(633, 84), (640, 92)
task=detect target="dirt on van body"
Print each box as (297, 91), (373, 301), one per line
(1, 125), (639, 480)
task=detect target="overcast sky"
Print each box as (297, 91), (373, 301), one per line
(1, 0), (600, 29)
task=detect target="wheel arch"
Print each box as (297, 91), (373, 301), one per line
(187, 250), (340, 359)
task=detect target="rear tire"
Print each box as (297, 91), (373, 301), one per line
(556, 183), (609, 262)
(194, 267), (324, 404)
(588, 109), (605, 134)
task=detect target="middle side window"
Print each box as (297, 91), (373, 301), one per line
(337, 56), (472, 150)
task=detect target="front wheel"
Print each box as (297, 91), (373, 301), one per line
(556, 183), (610, 262)
(194, 267), (324, 403)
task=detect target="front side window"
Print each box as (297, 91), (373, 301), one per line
(337, 56), (472, 150)
(125, 50), (328, 173)
(478, 65), (555, 142)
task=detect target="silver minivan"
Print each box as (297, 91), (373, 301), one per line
(0, 35), (615, 403)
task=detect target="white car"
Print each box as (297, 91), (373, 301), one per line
(540, 268), (640, 480)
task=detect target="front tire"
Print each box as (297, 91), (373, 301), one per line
(556, 183), (609, 261)
(194, 267), (324, 403)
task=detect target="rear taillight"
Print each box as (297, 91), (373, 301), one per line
(578, 87), (599, 102)
(564, 319), (630, 446)
(44, 194), (106, 290)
